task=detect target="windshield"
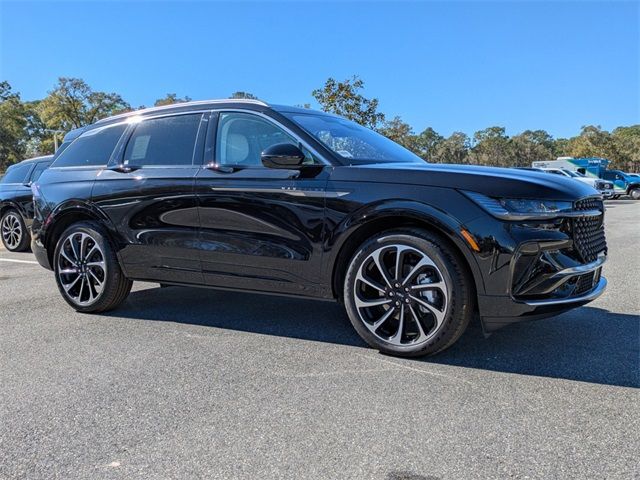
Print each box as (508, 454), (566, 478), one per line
(284, 112), (422, 164)
(562, 169), (581, 177)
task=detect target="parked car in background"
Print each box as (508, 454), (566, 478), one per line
(31, 99), (608, 357)
(0, 155), (53, 251)
(517, 167), (614, 198)
(532, 157), (640, 199)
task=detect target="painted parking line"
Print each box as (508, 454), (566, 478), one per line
(0, 258), (39, 265)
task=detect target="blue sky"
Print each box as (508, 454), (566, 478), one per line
(1, 1), (638, 138)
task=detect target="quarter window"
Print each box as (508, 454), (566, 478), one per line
(30, 162), (51, 182)
(53, 123), (127, 167)
(216, 112), (313, 167)
(124, 114), (202, 167)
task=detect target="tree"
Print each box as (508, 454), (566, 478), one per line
(38, 77), (131, 131)
(470, 126), (514, 166)
(563, 125), (617, 162)
(312, 76), (385, 129)
(611, 125), (640, 171)
(432, 132), (471, 164)
(0, 81), (28, 170)
(154, 93), (192, 106)
(414, 127), (444, 161)
(230, 91), (258, 100)
(510, 129), (555, 166)
(379, 116), (417, 150)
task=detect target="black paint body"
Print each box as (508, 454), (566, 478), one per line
(30, 101), (607, 331)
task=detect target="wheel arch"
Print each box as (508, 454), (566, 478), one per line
(44, 202), (122, 267)
(327, 202), (485, 301)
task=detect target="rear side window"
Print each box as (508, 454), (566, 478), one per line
(1, 163), (32, 184)
(124, 114), (202, 166)
(30, 162), (51, 182)
(53, 123), (127, 168)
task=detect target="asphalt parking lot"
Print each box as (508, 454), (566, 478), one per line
(0, 201), (638, 479)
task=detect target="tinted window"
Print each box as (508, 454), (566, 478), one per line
(124, 114), (201, 166)
(53, 124), (127, 167)
(603, 171), (615, 180)
(216, 112), (313, 167)
(1, 163), (32, 184)
(30, 162), (51, 182)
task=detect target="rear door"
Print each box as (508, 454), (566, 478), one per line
(92, 112), (208, 284)
(195, 110), (330, 297)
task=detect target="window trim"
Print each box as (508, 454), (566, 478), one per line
(112, 110), (209, 169)
(204, 109), (330, 168)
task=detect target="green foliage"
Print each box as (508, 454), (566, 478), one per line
(230, 91), (259, 100)
(413, 127), (444, 160)
(38, 77), (131, 131)
(379, 116), (416, 150)
(154, 93), (192, 106)
(312, 76), (385, 130)
(0, 81), (28, 170)
(432, 132), (471, 164)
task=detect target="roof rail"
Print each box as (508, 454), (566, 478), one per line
(94, 98), (268, 125)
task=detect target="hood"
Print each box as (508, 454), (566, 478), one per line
(330, 162), (599, 201)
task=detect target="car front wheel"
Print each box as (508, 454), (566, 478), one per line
(54, 221), (132, 313)
(343, 229), (474, 357)
(629, 188), (640, 200)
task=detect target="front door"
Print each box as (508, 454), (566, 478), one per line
(196, 111), (329, 297)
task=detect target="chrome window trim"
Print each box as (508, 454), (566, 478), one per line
(94, 99), (268, 125)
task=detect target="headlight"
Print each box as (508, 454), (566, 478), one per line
(462, 191), (573, 220)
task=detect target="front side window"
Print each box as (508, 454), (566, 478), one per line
(124, 114), (202, 167)
(216, 112), (314, 167)
(284, 111), (422, 164)
(53, 123), (127, 168)
(1, 163), (31, 184)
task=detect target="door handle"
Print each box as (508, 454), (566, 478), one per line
(109, 163), (141, 173)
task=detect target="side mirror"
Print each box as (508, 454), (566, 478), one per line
(261, 143), (305, 169)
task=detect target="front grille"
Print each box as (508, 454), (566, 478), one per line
(571, 197), (607, 263)
(574, 271), (595, 295)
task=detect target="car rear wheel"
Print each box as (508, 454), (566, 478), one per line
(629, 188), (640, 200)
(1, 210), (30, 252)
(54, 221), (132, 313)
(343, 229), (474, 357)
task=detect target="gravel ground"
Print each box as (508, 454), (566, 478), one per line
(0, 200), (638, 479)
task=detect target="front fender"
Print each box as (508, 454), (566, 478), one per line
(323, 198), (486, 297)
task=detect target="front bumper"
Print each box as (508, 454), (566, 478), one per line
(478, 251), (607, 332)
(480, 276), (606, 331)
(468, 196), (608, 332)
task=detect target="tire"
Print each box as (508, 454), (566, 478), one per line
(343, 229), (474, 357)
(1, 209), (30, 252)
(53, 221), (132, 313)
(629, 188), (640, 200)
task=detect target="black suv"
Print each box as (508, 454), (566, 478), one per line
(1, 155), (53, 251)
(31, 100), (607, 357)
